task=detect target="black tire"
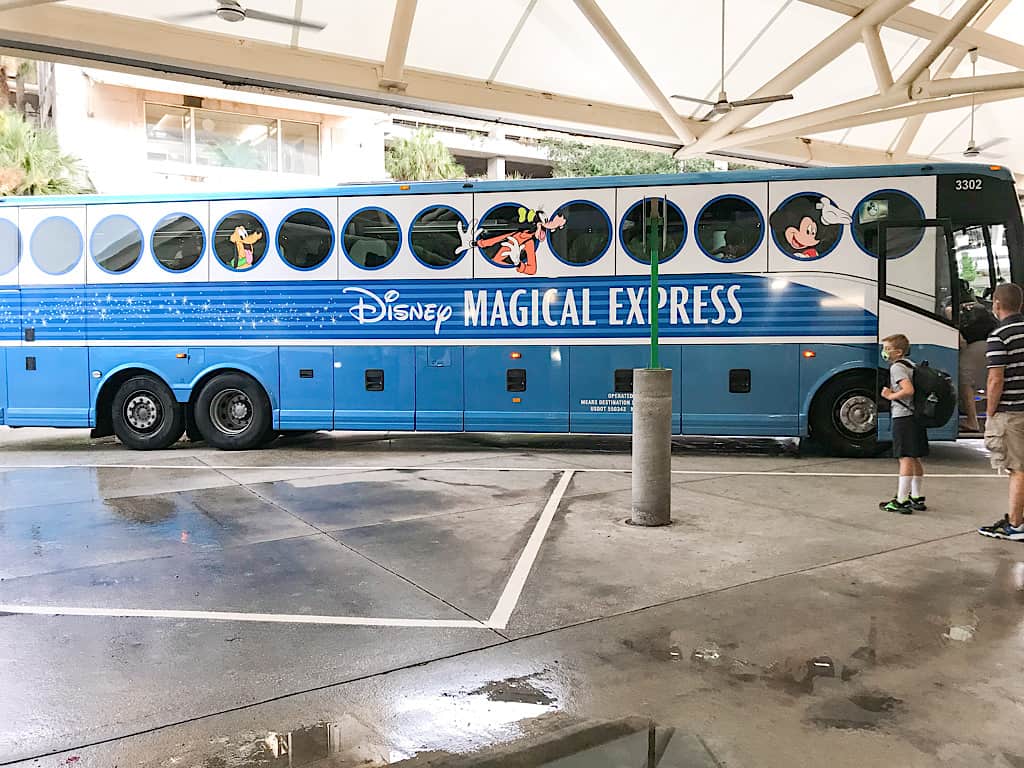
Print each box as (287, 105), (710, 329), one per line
(193, 372), (272, 451)
(111, 375), (185, 451)
(810, 372), (887, 458)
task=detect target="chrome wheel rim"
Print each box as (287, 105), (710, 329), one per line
(837, 393), (877, 436)
(124, 391), (161, 433)
(209, 388), (253, 435)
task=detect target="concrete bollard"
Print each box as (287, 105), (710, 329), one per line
(631, 368), (672, 526)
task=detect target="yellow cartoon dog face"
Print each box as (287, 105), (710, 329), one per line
(228, 225), (263, 269)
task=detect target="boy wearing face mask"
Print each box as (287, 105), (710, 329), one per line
(880, 334), (928, 513)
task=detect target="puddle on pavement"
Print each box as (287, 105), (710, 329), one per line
(203, 673), (562, 768)
(208, 715), (718, 768)
(467, 672), (557, 706)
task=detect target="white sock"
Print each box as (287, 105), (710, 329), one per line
(897, 476), (912, 501)
(911, 476), (923, 499)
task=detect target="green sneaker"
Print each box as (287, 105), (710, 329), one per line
(908, 496), (927, 511)
(879, 498), (913, 514)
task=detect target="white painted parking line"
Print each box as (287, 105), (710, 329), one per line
(487, 470), (575, 630)
(0, 463), (1003, 478)
(0, 604), (487, 628)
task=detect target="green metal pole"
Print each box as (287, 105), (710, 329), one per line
(647, 200), (662, 369)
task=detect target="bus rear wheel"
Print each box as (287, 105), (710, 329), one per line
(112, 375), (185, 451)
(194, 372), (272, 451)
(810, 373), (885, 458)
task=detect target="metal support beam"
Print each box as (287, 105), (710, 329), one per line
(914, 69), (1024, 98)
(779, 87), (1024, 137)
(572, 0), (696, 145)
(892, 0), (987, 87)
(380, 0), (417, 91)
(862, 25), (893, 90)
(890, 0), (1010, 158)
(677, 0), (914, 158)
(799, 0), (1024, 71)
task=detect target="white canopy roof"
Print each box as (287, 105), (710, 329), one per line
(2, 0), (1024, 178)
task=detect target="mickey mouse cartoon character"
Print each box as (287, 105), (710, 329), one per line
(769, 195), (852, 259)
(229, 225), (263, 269)
(455, 206), (567, 275)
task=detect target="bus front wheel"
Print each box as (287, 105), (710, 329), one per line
(810, 373), (886, 458)
(194, 372), (272, 451)
(112, 375), (185, 451)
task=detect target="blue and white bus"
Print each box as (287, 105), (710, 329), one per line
(0, 163), (1019, 454)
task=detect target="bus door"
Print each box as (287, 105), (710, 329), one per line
(876, 219), (960, 441)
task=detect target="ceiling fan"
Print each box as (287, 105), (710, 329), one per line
(938, 48), (1008, 159)
(164, 1), (326, 31)
(671, 0), (793, 121)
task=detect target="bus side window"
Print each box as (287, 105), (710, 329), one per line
(954, 225), (997, 302)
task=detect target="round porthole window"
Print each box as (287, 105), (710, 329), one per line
(91, 215), (143, 274)
(0, 218), (20, 277)
(546, 200), (610, 267)
(343, 207), (401, 270)
(769, 192), (848, 261)
(620, 198), (686, 264)
(152, 213), (205, 273)
(410, 205), (468, 269)
(277, 209), (333, 271)
(852, 190), (926, 259)
(696, 195), (763, 263)
(30, 216), (83, 275)
(214, 211), (268, 271)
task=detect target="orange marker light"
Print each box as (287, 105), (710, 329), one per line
(510, 351), (522, 359)
(512, 397), (522, 403)
(990, 165), (1002, 171)
(802, 350), (816, 358)
(399, 184), (411, 190)
(175, 352), (188, 359)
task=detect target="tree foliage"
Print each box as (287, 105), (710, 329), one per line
(385, 127), (466, 181)
(541, 138), (720, 177)
(960, 253), (978, 283)
(0, 109), (92, 196)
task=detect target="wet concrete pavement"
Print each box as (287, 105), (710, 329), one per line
(1, 428), (1022, 767)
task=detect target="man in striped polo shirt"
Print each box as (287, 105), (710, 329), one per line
(979, 283), (1024, 541)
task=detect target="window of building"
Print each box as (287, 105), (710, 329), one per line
(620, 198), (686, 264)
(852, 190), (925, 259)
(343, 208), (401, 270)
(30, 216), (82, 275)
(277, 209), (333, 270)
(145, 103), (319, 175)
(547, 201), (610, 266)
(0, 218), (20, 277)
(697, 195), (763, 263)
(152, 213), (204, 273)
(145, 104), (191, 164)
(91, 215), (143, 274)
(214, 212), (268, 271)
(410, 205), (467, 269)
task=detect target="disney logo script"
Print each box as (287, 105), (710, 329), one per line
(342, 287), (454, 335)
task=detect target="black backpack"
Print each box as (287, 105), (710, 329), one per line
(960, 303), (998, 344)
(895, 360), (956, 428)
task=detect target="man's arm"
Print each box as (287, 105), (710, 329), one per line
(987, 332), (1007, 415)
(988, 366), (1005, 416)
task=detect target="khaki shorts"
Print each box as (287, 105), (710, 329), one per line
(985, 411), (1024, 472)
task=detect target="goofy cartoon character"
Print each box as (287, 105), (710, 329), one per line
(456, 206), (567, 275)
(229, 225), (263, 269)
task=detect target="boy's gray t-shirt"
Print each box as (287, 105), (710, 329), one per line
(890, 359), (914, 418)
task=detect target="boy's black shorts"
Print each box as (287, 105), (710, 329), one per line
(892, 415), (929, 458)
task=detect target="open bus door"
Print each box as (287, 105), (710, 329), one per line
(875, 218), (961, 443)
